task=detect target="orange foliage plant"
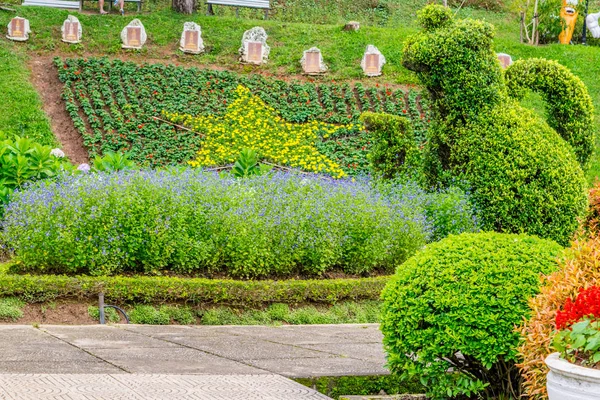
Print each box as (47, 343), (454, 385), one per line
(518, 237), (600, 399)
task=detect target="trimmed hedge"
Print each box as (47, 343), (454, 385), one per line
(505, 58), (595, 168)
(0, 271), (389, 306)
(403, 5), (588, 246)
(381, 232), (563, 399)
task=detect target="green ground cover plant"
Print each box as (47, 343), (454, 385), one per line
(0, 297), (25, 321)
(87, 300), (381, 325)
(3, 170), (477, 278)
(381, 232), (563, 400)
(56, 57), (428, 174)
(405, 5), (589, 245)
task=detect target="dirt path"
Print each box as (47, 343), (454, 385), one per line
(28, 57), (89, 164)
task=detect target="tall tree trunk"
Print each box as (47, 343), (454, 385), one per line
(172, 0), (196, 14)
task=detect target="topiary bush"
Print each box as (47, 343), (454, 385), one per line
(360, 112), (420, 180)
(403, 4), (588, 246)
(381, 232), (563, 399)
(518, 237), (600, 399)
(505, 58), (595, 168)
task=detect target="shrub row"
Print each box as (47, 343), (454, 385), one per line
(0, 272), (388, 306)
(3, 169), (477, 278)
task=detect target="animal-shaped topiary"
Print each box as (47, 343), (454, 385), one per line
(404, 5), (591, 246)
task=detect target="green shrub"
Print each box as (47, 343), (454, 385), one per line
(505, 58), (595, 168)
(0, 297), (24, 321)
(0, 272), (387, 306)
(129, 305), (170, 325)
(4, 170), (431, 278)
(88, 305), (120, 323)
(403, 4), (588, 246)
(297, 375), (424, 399)
(162, 306), (196, 325)
(380, 232), (563, 399)
(361, 112), (420, 180)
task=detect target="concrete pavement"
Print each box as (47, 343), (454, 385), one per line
(0, 323), (389, 399)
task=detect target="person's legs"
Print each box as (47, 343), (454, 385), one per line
(99, 0), (107, 14)
(119, 0), (124, 14)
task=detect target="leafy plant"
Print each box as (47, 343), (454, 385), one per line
(92, 151), (136, 172)
(129, 305), (170, 325)
(506, 58), (595, 168)
(553, 310), (600, 367)
(222, 149), (272, 178)
(381, 232), (563, 399)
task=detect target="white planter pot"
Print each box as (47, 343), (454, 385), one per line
(546, 352), (600, 400)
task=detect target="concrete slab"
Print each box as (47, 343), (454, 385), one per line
(89, 347), (268, 374)
(246, 357), (390, 378)
(0, 374), (332, 399)
(298, 342), (387, 362)
(0, 361), (123, 374)
(42, 325), (180, 349)
(160, 335), (331, 361)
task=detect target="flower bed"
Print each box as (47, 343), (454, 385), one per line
(1, 170), (476, 278)
(56, 57), (430, 174)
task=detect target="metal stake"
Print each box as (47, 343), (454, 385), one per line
(99, 292), (105, 325)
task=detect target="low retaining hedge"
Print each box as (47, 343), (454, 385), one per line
(0, 272), (389, 306)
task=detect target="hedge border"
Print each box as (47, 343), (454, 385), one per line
(0, 273), (390, 306)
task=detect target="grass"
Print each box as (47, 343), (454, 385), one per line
(0, 42), (55, 145)
(87, 301), (382, 325)
(0, 297), (25, 321)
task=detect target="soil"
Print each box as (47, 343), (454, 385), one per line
(28, 56), (90, 163)
(8, 301), (97, 325)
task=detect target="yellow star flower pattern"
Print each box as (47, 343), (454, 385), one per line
(163, 85), (355, 178)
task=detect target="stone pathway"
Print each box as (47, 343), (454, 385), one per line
(0, 324), (388, 399)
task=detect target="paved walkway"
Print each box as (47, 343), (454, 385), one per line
(0, 323), (388, 399)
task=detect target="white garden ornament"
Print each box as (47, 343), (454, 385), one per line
(239, 27), (270, 65)
(546, 352), (600, 400)
(6, 17), (30, 42)
(361, 45), (386, 77)
(121, 19), (147, 50)
(179, 22), (204, 54)
(61, 15), (82, 44)
(300, 47), (327, 75)
(587, 12), (600, 39)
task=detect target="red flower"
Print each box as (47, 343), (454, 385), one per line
(138, 124), (144, 129)
(402, 109), (407, 114)
(556, 286), (600, 329)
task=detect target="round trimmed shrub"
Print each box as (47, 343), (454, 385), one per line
(381, 232), (563, 399)
(506, 58), (595, 169)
